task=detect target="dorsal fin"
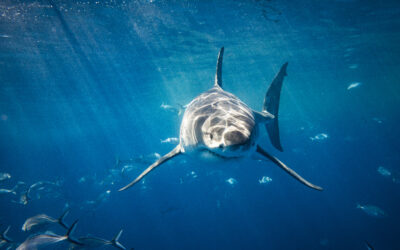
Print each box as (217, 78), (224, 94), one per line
(214, 47), (224, 88)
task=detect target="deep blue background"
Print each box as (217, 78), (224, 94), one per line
(1, 0), (400, 249)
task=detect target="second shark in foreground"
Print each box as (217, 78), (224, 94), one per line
(119, 47), (323, 192)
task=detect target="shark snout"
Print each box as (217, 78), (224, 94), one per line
(224, 130), (248, 146)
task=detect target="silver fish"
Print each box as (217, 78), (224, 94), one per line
(0, 188), (16, 195)
(0, 173), (11, 182)
(22, 210), (69, 232)
(310, 133), (328, 141)
(17, 220), (81, 250)
(70, 230), (125, 249)
(347, 82), (362, 90)
(357, 204), (386, 217)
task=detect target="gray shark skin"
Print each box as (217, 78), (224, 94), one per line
(119, 47), (322, 192)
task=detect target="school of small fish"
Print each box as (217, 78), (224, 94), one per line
(0, 105), (390, 249)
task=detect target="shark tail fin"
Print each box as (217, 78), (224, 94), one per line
(1, 225), (12, 243)
(66, 220), (82, 246)
(111, 229), (126, 250)
(263, 62), (288, 152)
(58, 209), (70, 229)
(214, 47), (224, 88)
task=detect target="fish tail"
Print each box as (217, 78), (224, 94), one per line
(58, 209), (70, 229)
(111, 229), (126, 250)
(1, 225), (13, 243)
(65, 220), (83, 246)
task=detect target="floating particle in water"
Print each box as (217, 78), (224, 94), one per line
(185, 171), (198, 179)
(392, 176), (400, 184)
(226, 178), (237, 185)
(216, 200), (221, 209)
(161, 137), (179, 144)
(1, 114), (8, 121)
(319, 238), (329, 247)
(377, 166), (391, 177)
(347, 82), (362, 90)
(189, 171), (198, 179)
(160, 103), (184, 115)
(310, 133), (329, 141)
(0, 34), (11, 38)
(140, 179), (149, 190)
(356, 204), (386, 217)
(259, 176), (272, 184)
(348, 64), (358, 69)
(372, 117), (383, 124)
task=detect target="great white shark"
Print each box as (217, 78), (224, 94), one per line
(119, 47), (322, 192)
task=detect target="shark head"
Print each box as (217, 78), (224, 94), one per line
(200, 104), (257, 158)
(179, 88), (258, 159)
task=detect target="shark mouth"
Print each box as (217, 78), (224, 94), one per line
(201, 148), (240, 159)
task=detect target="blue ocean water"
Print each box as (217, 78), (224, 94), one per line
(1, 0), (400, 249)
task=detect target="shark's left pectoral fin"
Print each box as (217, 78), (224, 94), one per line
(119, 145), (182, 191)
(256, 145), (323, 191)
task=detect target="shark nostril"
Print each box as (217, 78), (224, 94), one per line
(219, 144), (224, 149)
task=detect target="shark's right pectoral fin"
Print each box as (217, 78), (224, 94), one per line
(119, 145), (182, 191)
(256, 145), (323, 191)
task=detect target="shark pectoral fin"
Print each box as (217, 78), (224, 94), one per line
(256, 145), (323, 191)
(119, 145), (182, 191)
